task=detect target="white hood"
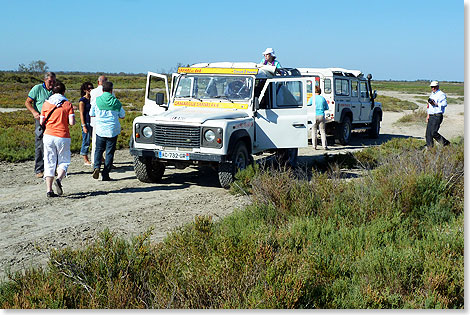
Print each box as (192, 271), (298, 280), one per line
(153, 107), (249, 124)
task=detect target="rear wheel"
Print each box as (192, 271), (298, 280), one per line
(134, 156), (165, 183)
(218, 141), (251, 189)
(275, 148), (298, 168)
(337, 116), (352, 145)
(369, 111), (380, 138)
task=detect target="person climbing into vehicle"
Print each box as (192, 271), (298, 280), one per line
(260, 48), (282, 68)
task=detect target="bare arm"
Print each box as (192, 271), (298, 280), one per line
(78, 100), (88, 133)
(25, 97), (40, 120)
(69, 114), (75, 126)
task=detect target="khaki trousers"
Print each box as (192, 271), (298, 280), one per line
(312, 115), (327, 149)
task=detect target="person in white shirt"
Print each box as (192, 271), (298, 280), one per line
(426, 81), (450, 147)
(90, 75), (107, 164)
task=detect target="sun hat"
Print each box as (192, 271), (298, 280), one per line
(262, 48), (276, 57)
(430, 80), (439, 87)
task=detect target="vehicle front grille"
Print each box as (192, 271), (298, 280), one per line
(154, 125), (201, 148)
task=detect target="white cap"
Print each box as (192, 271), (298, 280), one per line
(430, 80), (439, 87)
(262, 48), (276, 57)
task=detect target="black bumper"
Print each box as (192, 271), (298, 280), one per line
(129, 148), (228, 163)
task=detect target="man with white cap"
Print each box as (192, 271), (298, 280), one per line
(260, 48), (282, 68)
(426, 80), (450, 147)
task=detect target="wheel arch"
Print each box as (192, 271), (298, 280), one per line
(227, 129), (252, 157)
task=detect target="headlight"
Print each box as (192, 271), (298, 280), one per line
(204, 129), (216, 142)
(142, 126), (153, 138)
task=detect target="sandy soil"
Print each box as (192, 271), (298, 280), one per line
(0, 92), (464, 280)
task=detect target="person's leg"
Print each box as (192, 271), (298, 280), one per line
(431, 115), (450, 145)
(425, 116), (436, 147)
(93, 135), (106, 179)
(80, 123), (91, 164)
(90, 124), (97, 165)
(319, 117), (327, 149)
(102, 136), (118, 179)
(34, 120), (44, 175)
(43, 135), (57, 195)
(312, 119), (318, 149)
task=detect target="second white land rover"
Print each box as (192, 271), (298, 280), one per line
(298, 67), (382, 144)
(129, 62), (316, 188)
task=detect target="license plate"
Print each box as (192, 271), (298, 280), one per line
(158, 151), (190, 160)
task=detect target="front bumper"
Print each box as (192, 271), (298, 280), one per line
(129, 147), (228, 163)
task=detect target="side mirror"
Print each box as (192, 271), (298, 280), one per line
(253, 97), (260, 111)
(156, 92), (165, 105)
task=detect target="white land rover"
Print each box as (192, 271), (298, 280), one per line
(298, 68), (382, 144)
(129, 62), (315, 188)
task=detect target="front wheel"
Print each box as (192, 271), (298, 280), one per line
(218, 141), (251, 189)
(337, 116), (352, 145)
(134, 156), (165, 183)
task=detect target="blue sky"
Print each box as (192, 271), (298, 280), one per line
(0, 0), (464, 81)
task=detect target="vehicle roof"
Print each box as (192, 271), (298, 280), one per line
(186, 62), (301, 78)
(298, 67), (364, 79)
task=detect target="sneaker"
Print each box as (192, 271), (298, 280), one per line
(46, 191), (58, 198)
(92, 168), (100, 179)
(54, 179), (63, 196)
(36, 172), (44, 178)
(84, 161), (92, 166)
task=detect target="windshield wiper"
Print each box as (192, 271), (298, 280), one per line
(178, 95), (204, 102)
(212, 95), (234, 103)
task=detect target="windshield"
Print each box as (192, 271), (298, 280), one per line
(175, 75), (254, 101)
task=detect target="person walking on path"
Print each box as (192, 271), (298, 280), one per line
(79, 82), (94, 165)
(40, 82), (75, 197)
(426, 81), (450, 147)
(25, 72), (56, 178)
(90, 75), (107, 164)
(308, 86), (329, 150)
(260, 48), (282, 68)
(90, 81), (125, 181)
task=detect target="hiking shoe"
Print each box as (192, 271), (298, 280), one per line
(92, 168), (100, 179)
(36, 172), (44, 178)
(46, 191), (58, 198)
(102, 175), (112, 181)
(54, 179), (63, 196)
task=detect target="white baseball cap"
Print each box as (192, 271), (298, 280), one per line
(430, 80), (439, 87)
(262, 48), (276, 57)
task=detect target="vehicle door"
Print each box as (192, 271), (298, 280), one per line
(350, 79), (361, 122)
(145, 72), (170, 108)
(334, 77), (352, 119)
(254, 78), (308, 150)
(359, 80), (372, 121)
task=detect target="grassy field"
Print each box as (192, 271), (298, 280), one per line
(0, 138), (464, 309)
(374, 80), (464, 96)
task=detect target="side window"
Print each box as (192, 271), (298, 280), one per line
(259, 82), (272, 109)
(148, 75), (168, 103)
(275, 81), (302, 108)
(307, 80), (313, 105)
(335, 79), (350, 96)
(351, 81), (358, 97)
(360, 82), (369, 98)
(324, 79), (331, 94)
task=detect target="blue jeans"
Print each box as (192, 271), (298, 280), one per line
(80, 123), (92, 156)
(34, 120), (44, 174)
(94, 135), (118, 178)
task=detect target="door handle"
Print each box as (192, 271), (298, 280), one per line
(292, 123), (305, 128)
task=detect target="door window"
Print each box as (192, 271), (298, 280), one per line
(360, 81), (369, 98)
(351, 81), (358, 97)
(324, 79), (332, 94)
(275, 81), (303, 108)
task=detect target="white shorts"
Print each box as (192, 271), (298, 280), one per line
(43, 134), (71, 177)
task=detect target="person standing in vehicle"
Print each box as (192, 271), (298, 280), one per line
(25, 72), (56, 178)
(260, 48), (282, 68)
(79, 82), (94, 165)
(308, 86), (329, 150)
(90, 75), (108, 164)
(90, 81), (125, 181)
(40, 82), (75, 197)
(426, 81), (450, 147)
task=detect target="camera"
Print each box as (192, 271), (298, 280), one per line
(428, 98), (436, 106)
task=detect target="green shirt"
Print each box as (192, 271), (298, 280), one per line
(28, 83), (53, 112)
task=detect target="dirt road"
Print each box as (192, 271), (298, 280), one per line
(0, 93), (464, 280)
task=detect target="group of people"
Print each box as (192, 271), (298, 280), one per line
(25, 74), (125, 197)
